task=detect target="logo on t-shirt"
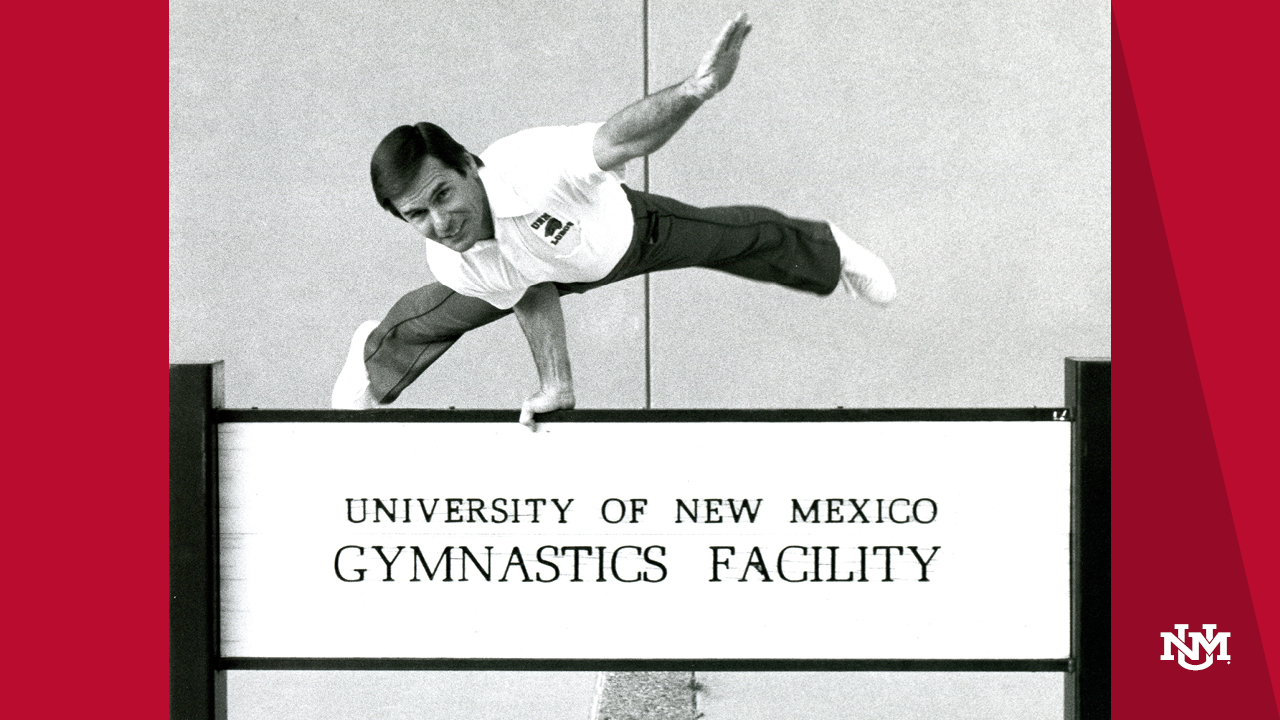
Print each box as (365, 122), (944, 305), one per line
(529, 212), (575, 246)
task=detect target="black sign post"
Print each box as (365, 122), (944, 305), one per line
(170, 363), (226, 720)
(1065, 358), (1112, 719)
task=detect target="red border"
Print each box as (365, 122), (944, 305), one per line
(5, 2), (168, 717)
(1114, 1), (1278, 715)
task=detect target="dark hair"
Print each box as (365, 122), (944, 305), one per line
(370, 123), (484, 220)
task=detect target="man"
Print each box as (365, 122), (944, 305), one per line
(333, 13), (895, 429)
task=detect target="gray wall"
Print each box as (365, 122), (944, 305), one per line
(170, 0), (1109, 411)
(228, 671), (1064, 720)
(648, 1), (1109, 408)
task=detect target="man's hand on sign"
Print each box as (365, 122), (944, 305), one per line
(519, 386), (575, 431)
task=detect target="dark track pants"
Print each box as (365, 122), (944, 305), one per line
(365, 185), (842, 402)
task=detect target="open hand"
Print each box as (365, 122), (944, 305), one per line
(687, 12), (753, 101)
(519, 386), (576, 431)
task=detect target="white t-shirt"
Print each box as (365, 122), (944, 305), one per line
(423, 122), (635, 309)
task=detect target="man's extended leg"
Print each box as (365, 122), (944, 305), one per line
(560, 186), (894, 302)
(333, 283), (511, 407)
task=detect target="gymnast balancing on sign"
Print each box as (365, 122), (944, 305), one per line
(333, 12), (896, 429)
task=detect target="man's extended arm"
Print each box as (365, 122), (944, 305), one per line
(593, 12), (753, 172)
(512, 282), (575, 429)
(514, 13), (752, 430)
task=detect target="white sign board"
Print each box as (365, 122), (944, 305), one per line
(219, 421), (1069, 659)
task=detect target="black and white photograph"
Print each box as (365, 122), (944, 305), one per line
(169, 1), (1111, 718)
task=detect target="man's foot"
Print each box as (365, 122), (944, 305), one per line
(331, 321), (385, 409)
(830, 223), (896, 304)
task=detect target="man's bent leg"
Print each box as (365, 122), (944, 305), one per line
(363, 283), (510, 403)
(333, 321), (384, 409)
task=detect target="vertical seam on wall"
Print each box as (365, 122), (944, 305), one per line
(642, 0), (652, 410)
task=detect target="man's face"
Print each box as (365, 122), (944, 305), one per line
(391, 155), (493, 253)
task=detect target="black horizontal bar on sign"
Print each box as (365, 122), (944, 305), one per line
(216, 407), (1069, 424)
(221, 657), (1070, 672)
